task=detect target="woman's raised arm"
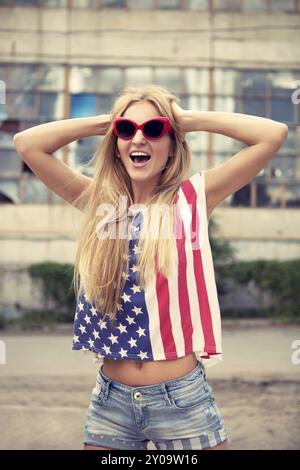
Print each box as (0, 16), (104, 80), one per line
(13, 114), (112, 209)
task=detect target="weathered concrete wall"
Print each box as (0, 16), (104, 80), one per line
(0, 8), (298, 69)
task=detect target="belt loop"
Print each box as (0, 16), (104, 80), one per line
(103, 377), (112, 400)
(202, 364), (207, 380)
(197, 360), (206, 379)
(100, 366), (112, 399)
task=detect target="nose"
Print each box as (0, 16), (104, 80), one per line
(132, 129), (146, 142)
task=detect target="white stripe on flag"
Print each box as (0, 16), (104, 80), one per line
(196, 171), (223, 354)
(144, 268), (166, 360)
(166, 237), (186, 358)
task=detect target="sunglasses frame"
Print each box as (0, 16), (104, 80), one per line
(113, 117), (174, 141)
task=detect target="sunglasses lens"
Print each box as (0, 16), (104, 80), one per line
(116, 120), (135, 138)
(144, 120), (165, 138)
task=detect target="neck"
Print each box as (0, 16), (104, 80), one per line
(131, 181), (156, 206)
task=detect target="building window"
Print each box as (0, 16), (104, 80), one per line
(98, 68), (123, 93)
(43, 0), (67, 6)
(156, 0), (181, 8)
(127, 0), (152, 8)
(15, 0), (39, 5)
(125, 67), (152, 87)
(0, 64), (65, 203)
(69, 66), (98, 93)
(101, 0), (125, 8)
(214, 0), (242, 12)
(39, 65), (65, 92)
(72, 0), (99, 7)
(243, 0), (268, 12)
(187, 0), (208, 10)
(0, 0), (67, 5)
(213, 68), (299, 208)
(154, 68), (182, 94)
(271, 0), (297, 12)
(23, 176), (50, 203)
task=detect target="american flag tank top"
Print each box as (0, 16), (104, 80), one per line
(72, 171), (223, 368)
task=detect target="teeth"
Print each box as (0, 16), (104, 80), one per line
(130, 152), (151, 157)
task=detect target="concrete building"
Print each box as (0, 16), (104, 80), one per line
(0, 0), (299, 312)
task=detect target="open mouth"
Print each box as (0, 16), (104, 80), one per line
(129, 152), (151, 167)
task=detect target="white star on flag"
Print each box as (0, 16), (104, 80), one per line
(102, 344), (111, 354)
(131, 264), (139, 273)
(130, 284), (141, 294)
(126, 316), (136, 325)
(79, 325), (86, 334)
(121, 292), (131, 303)
(119, 348), (128, 358)
(128, 338), (137, 348)
(116, 323), (127, 334)
(138, 351), (148, 360)
(84, 314), (91, 324)
(136, 326), (146, 337)
(90, 306), (98, 316)
(132, 306), (143, 316)
(92, 329), (100, 339)
(73, 335), (80, 343)
(108, 333), (119, 344)
(132, 245), (141, 255)
(98, 319), (107, 330)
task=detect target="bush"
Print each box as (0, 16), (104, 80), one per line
(219, 259), (300, 322)
(18, 309), (74, 330)
(27, 261), (76, 313)
(0, 314), (7, 330)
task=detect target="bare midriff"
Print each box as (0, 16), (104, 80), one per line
(102, 352), (199, 386)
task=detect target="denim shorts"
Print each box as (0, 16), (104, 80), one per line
(84, 360), (229, 450)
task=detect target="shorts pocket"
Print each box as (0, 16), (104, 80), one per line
(169, 381), (212, 411)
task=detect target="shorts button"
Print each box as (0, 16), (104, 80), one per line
(134, 391), (142, 400)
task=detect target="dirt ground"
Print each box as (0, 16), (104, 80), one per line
(0, 320), (299, 450)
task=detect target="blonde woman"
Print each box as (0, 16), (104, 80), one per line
(14, 84), (288, 451)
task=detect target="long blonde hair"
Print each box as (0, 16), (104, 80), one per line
(72, 84), (192, 326)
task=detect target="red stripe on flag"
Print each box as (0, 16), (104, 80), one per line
(154, 256), (178, 358)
